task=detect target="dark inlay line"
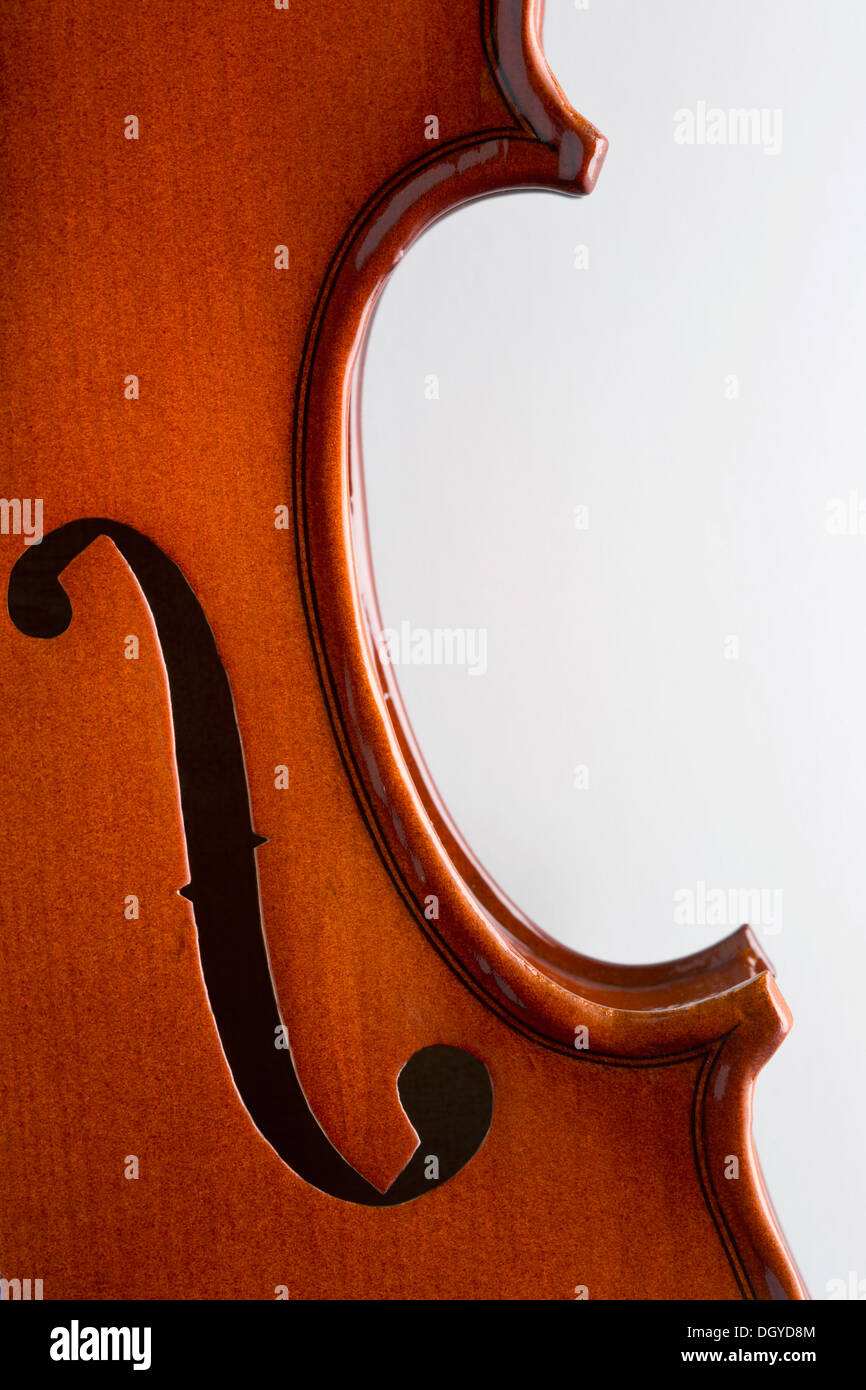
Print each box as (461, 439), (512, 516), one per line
(8, 519), (493, 1206)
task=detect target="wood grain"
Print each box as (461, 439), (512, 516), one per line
(0, 0), (806, 1299)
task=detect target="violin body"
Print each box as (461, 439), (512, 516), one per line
(0, 0), (805, 1299)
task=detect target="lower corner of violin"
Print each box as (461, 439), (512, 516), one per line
(693, 971), (809, 1300)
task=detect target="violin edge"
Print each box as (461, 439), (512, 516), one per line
(484, 0), (609, 192)
(699, 973), (809, 1299)
(298, 2), (797, 1054)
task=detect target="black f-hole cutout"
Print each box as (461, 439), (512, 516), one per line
(8, 519), (493, 1205)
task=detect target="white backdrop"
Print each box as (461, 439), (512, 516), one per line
(362, 0), (866, 1299)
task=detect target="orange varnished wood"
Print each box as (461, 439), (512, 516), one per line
(0, 0), (806, 1298)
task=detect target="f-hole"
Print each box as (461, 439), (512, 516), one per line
(8, 519), (493, 1206)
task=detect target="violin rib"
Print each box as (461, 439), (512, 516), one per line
(0, 0), (806, 1298)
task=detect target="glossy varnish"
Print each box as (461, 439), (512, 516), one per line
(0, 1), (806, 1298)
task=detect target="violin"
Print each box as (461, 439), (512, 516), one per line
(0, 0), (806, 1299)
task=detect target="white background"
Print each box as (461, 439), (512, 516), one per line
(362, 0), (866, 1298)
